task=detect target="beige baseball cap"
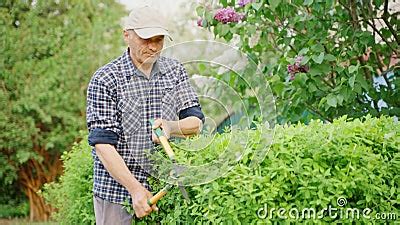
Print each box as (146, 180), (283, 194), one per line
(122, 5), (173, 41)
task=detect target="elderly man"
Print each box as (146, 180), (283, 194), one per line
(86, 5), (204, 224)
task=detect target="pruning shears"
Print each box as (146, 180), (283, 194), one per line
(147, 119), (190, 206)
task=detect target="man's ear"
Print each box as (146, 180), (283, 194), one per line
(123, 30), (129, 43)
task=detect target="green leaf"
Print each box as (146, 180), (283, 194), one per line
(220, 0), (228, 7)
(309, 64), (330, 76)
(340, 87), (350, 101)
(293, 73), (308, 86)
(312, 52), (325, 64)
(335, 66), (345, 73)
(337, 94), (344, 105)
(196, 6), (205, 16)
(381, 28), (392, 39)
(16, 151), (33, 164)
(301, 56), (310, 64)
(326, 94), (337, 107)
(390, 187), (395, 196)
(362, 65), (374, 72)
(324, 54), (336, 62)
(349, 75), (356, 88)
(311, 44), (324, 52)
(304, 0), (314, 6)
(201, 19), (208, 27)
(269, 0), (281, 11)
(298, 48), (309, 55)
(318, 97), (326, 108)
(356, 73), (370, 91)
(204, 10), (213, 21)
(273, 82), (285, 95)
(220, 24), (230, 36)
(348, 65), (358, 73)
(308, 82), (317, 92)
(251, 2), (263, 11)
(215, 23), (230, 36)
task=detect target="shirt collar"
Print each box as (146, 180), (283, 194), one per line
(121, 48), (166, 79)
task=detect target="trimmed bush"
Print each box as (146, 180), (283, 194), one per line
(43, 116), (399, 224)
(42, 132), (94, 224)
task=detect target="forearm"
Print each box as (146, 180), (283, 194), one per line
(169, 116), (202, 137)
(95, 144), (143, 194)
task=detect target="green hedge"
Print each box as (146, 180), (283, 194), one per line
(43, 116), (399, 224)
(42, 132), (94, 225)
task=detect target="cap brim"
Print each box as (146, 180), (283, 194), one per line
(134, 27), (173, 41)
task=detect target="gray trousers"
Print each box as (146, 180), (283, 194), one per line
(94, 195), (133, 225)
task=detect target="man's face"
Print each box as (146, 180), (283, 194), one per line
(123, 30), (164, 66)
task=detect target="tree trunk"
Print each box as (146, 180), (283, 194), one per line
(25, 184), (51, 221)
(18, 146), (63, 221)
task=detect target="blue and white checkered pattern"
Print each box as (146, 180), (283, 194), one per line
(86, 48), (200, 204)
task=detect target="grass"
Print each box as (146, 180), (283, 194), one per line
(0, 218), (58, 225)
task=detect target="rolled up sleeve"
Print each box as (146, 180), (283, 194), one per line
(86, 75), (121, 147)
(179, 106), (205, 124)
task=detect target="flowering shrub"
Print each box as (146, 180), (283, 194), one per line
(287, 56), (310, 81)
(214, 7), (244, 24)
(196, 0), (400, 123)
(196, 17), (203, 27)
(237, 0), (253, 7)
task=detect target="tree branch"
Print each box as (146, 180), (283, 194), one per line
(289, 44), (298, 55)
(339, 0), (351, 13)
(305, 102), (332, 123)
(341, 0), (397, 53)
(383, 0), (389, 14)
(321, 77), (335, 89)
(373, 50), (393, 92)
(358, 56), (372, 81)
(382, 0), (400, 46)
(364, 20), (397, 53)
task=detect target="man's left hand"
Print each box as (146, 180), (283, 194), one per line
(151, 118), (171, 143)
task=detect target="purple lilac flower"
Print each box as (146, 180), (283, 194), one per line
(197, 18), (203, 27)
(214, 7), (245, 24)
(238, 0), (253, 7)
(295, 55), (303, 66)
(287, 55), (309, 81)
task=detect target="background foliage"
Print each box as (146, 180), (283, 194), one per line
(0, 0), (125, 220)
(43, 116), (400, 224)
(3, 0), (399, 222)
(197, 0), (399, 123)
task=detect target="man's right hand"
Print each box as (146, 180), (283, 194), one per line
(130, 186), (159, 218)
(94, 144), (159, 218)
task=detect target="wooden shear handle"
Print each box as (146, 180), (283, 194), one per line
(147, 184), (172, 205)
(150, 119), (175, 160)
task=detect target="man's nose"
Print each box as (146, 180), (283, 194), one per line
(148, 42), (158, 51)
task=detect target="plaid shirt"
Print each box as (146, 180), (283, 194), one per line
(86, 48), (201, 204)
